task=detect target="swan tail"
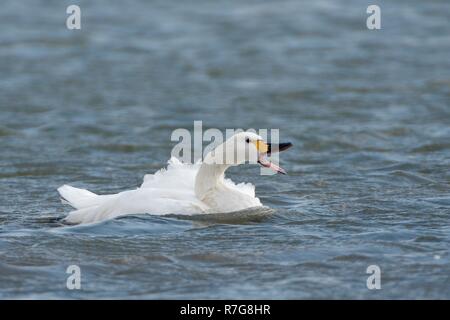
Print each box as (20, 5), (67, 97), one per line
(64, 206), (103, 224)
(58, 185), (99, 210)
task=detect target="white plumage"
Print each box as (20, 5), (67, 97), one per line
(58, 132), (290, 224)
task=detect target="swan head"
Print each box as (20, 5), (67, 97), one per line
(204, 132), (292, 174)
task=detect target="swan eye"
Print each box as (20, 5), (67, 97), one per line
(245, 138), (250, 143)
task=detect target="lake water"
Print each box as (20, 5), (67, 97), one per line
(0, 0), (449, 299)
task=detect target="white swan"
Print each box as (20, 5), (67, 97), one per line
(58, 132), (292, 224)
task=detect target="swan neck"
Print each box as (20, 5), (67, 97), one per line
(195, 163), (230, 199)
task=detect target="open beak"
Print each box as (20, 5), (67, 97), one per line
(255, 141), (293, 174)
(267, 142), (293, 155)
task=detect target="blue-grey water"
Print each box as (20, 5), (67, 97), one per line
(1, 0), (450, 299)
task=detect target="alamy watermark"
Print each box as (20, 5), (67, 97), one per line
(66, 265), (81, 290)
(366, 265), (381, 290)
(66, 5), (81, 30)
(366, 5), (381, 30)
(66, 5), (382, 32)
(170, 121), (285, 175)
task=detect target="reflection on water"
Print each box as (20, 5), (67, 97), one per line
(0, 0), (450, 299)
(169, 207), (275, 225)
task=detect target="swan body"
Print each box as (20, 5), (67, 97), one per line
(58, 132), (291, 224)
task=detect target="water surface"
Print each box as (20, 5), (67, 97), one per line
(0, 0), (449, 299)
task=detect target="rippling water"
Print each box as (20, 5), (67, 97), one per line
(1, 0), (450, 299)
